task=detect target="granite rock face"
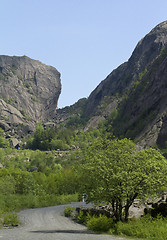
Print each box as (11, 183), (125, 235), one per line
(0, 55), (61, 138)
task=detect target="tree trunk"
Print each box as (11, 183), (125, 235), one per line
(118, 201), (123, 221)
(113, 198), (123, 222)
(124, 205), (130, 222)
(124, 193), (138, 222)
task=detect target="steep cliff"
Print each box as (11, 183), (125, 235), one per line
(0, 55), (61, 141)
(84, 21), (167, 117)
(79, 21), (167, 147)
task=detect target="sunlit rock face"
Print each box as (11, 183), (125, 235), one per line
(0, 55), (61, 138)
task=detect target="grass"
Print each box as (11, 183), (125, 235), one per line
(0, 193), (78, 211)
(0, 193), (78, 228)
(73, 208), (167, 240)
(110, 215), (167, 240)
(86, 214), (167, 239)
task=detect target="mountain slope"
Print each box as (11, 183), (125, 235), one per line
(72, 21), (167, 148)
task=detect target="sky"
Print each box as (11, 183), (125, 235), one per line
(0, 0), (167, 108)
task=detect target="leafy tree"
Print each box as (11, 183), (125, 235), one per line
(26, 124), (72, 151)
(78, 138), (167, 222)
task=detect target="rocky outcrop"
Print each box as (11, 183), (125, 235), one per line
(0, 55), (61, 139)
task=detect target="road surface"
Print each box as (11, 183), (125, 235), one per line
(0, 202), (136, 240)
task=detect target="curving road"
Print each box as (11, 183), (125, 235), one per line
(0, 202), (136, 240)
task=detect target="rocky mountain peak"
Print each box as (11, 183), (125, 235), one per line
(128, 21), (167, 72)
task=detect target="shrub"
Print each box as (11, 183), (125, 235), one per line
(3, 213), (20, 227)
(64, 207), (74, 217)
(86, 214), (114, 232)
(76, 210), (88, 223)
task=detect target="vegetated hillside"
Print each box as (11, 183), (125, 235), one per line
(72, 20), (167, 148)
(55, 98), (88, 126)
(0, 55), (61, 143)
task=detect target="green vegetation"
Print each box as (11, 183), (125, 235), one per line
(0, 128), (10, 148)
(0, 128), (80, 226)
(64, 207), (75, 217)
(78, 213), (167, 239)
(2, 213), (20, 227)
(1, 119), (167, 236)
(0, 151), (78, 227)
(77, 138), (167, 222)
(139, 67), (148, 80)
(69, 208), (167, 239)
(25, 123), (102, 151)
(26, 124), (72, 151)
(110, 215), (167, 240)
(1, 97), (13, 105)
(86, 214), (114, 232)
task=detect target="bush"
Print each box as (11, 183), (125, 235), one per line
(3, 213), (20, 227)
(86, 214), (114, 232)
(76, 210), (88, 223)
(64, 207), (74, 217)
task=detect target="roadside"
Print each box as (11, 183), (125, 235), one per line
(0, 202), (137, 240)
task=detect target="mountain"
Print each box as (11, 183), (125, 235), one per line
(2, 21), (167, 149)
(56, 21), (167, 148)
(0, 55), (61, 142)
(83, 21), (167, 147)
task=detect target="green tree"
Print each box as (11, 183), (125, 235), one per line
(78, 138), (167, 222)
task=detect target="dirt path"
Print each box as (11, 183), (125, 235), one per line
(0, 202), (135, 240)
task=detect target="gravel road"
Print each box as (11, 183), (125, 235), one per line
(0, 202), (136, 240)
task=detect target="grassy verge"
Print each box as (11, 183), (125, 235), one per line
(87, 214), (167, 239)
(67, 208), (167, 240)
(0, 193), (78, 228)
(111, 215), (167, 240)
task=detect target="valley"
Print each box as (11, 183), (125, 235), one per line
(1, 21), (167, 240)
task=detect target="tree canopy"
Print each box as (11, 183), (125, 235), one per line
(78, 138), (167, 221)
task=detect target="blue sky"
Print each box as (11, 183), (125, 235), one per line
(1, 0), (167, 108)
